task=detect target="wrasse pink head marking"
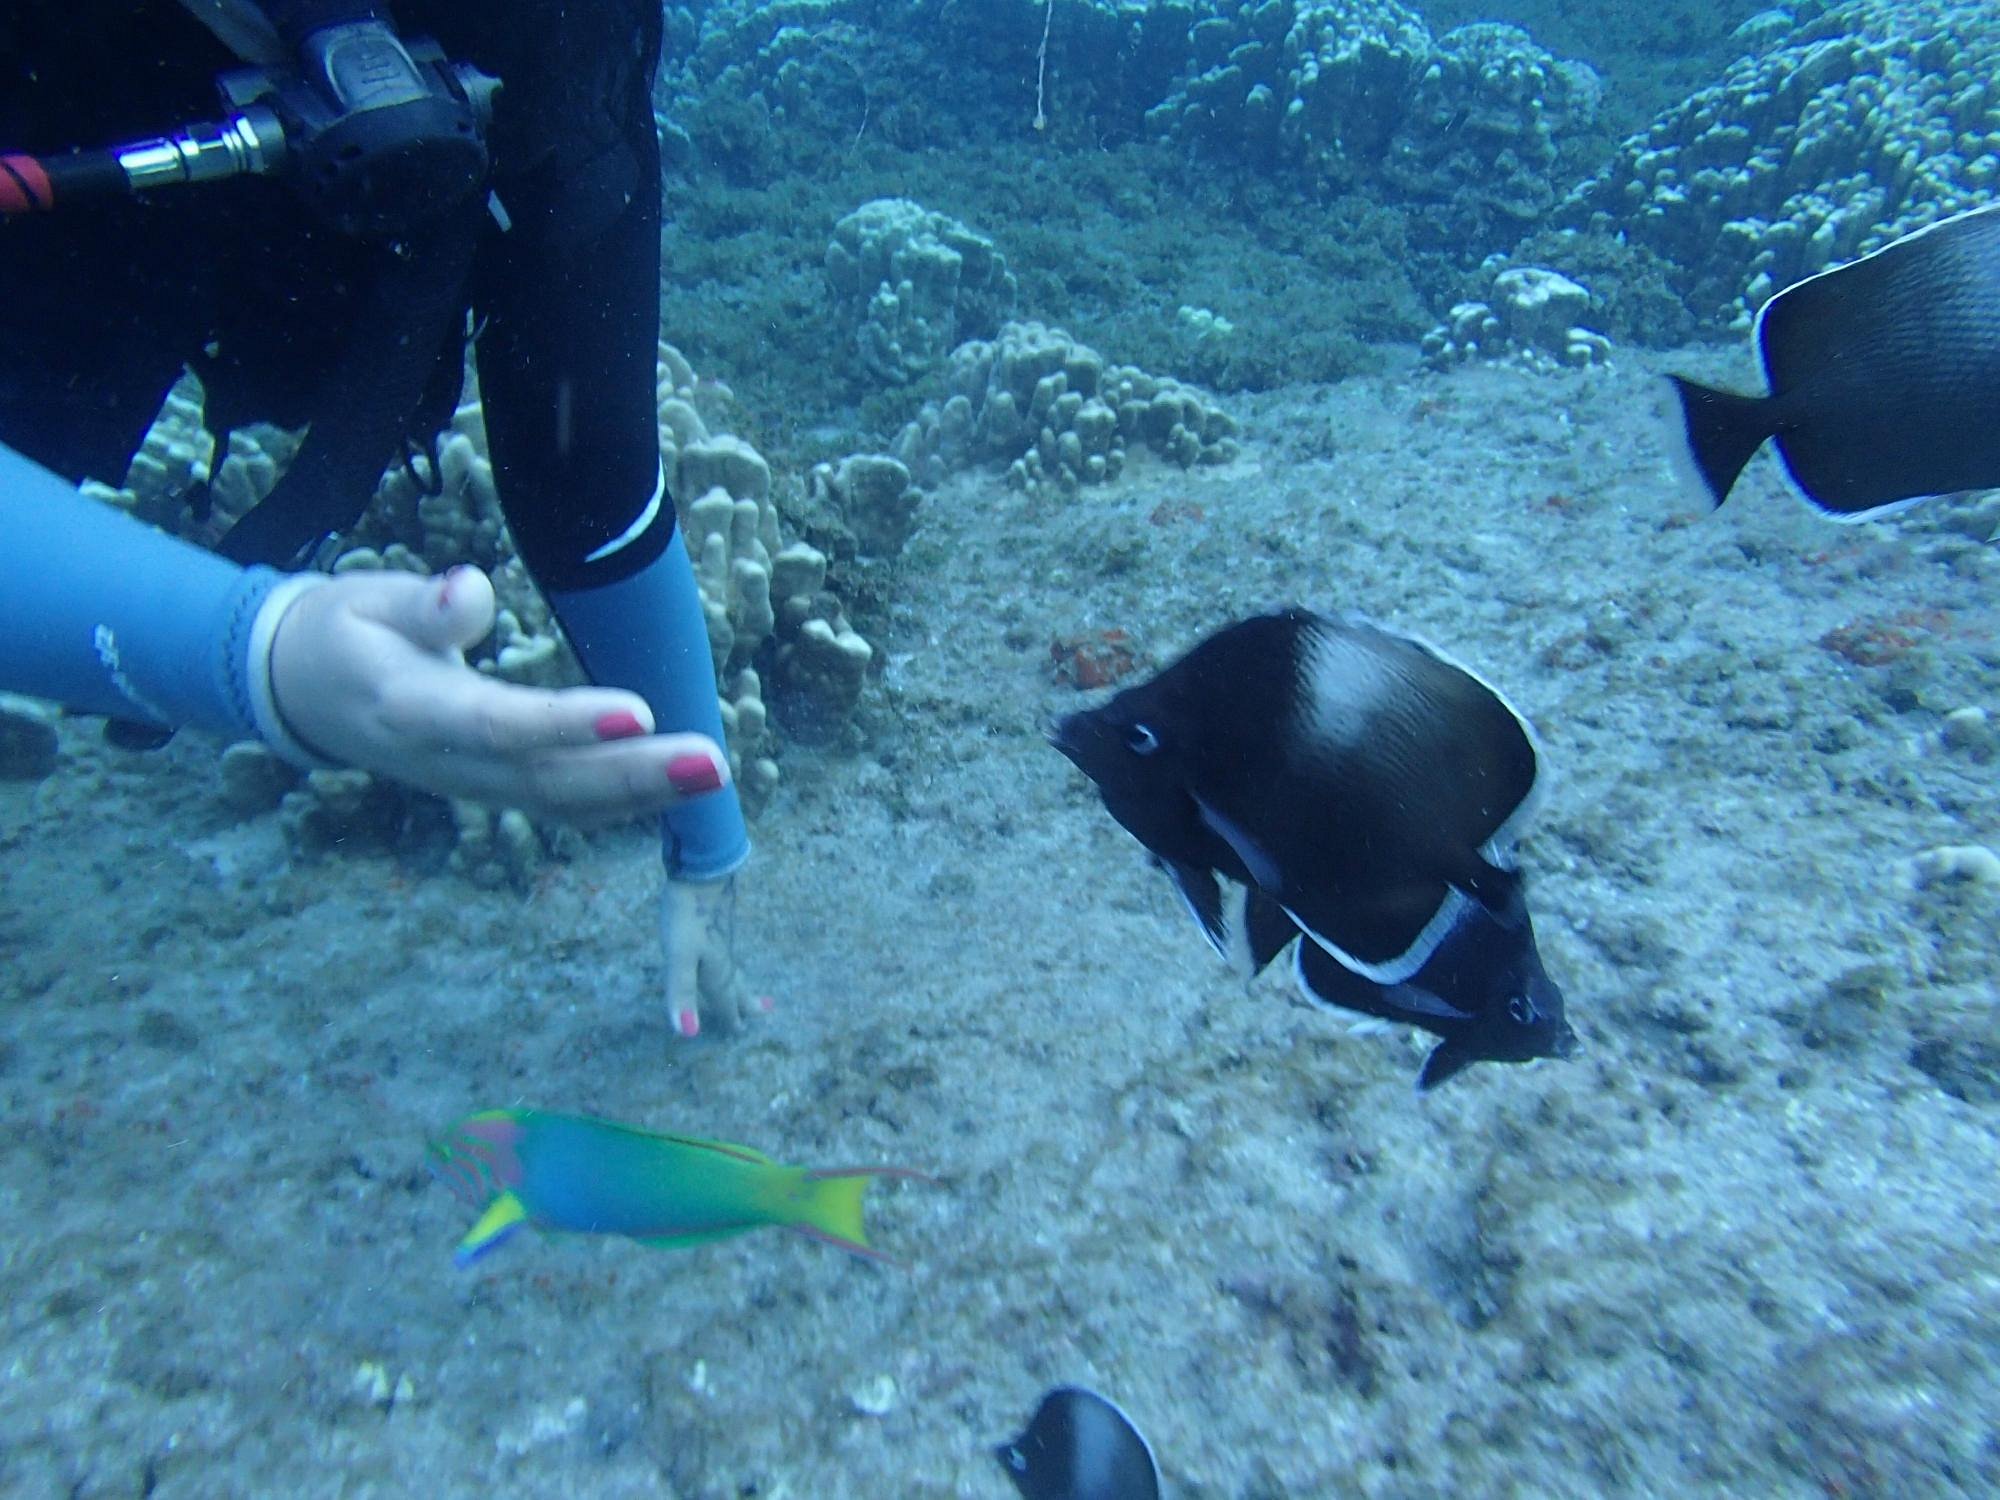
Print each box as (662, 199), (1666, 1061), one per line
(430, 1114), (527, 1203)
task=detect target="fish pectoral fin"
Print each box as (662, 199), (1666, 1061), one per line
(453, 1189), (531, 1269)
(1416, 1039), (1479, 1092)
(1382, 983), (1476, 1023)
(1191, 794), (1284, 893)
(1162, 859), (1229, 960)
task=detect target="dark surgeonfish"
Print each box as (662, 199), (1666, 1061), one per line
(1667, 200), (2000, 519)
(1051, 608), (1577, 1089)
(996, 1386), (1161, 1500)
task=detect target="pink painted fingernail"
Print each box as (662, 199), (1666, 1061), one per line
(677, 1008), (700, 1038)
(667, 752), (724, 795)
(594, 710), (647, 741)
(437, 565), (474, 612)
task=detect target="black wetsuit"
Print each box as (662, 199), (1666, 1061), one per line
(1, 0), (751, 879)
(0, 0), (669, 592)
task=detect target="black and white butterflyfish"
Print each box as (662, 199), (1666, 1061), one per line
(1666, 199), (2000, 520)
(1051, 608), (1579, 1090)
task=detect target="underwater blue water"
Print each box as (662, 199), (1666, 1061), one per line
(2, 2), (1997, 1496)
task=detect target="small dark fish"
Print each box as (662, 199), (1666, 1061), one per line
(1052, 608), (1576, 1087)
(1666, 200), (2000, 518)
(996, 1386), (1160, 1500)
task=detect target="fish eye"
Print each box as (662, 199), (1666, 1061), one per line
(1126, 723), (1162, 755)
(1508, 995), (1538, 1025)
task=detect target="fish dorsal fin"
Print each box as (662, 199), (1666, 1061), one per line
(649, 1131), (776, 1166)
(579, 1116), (777, 1167)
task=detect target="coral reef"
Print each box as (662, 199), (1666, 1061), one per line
(0, 693), (59, 781)
(278, 767), (416, 855)
(75, 338), (880, 857)
(1924, 705), (1999, 763)
(1559, 0), (2000, 325)
(1421, 264), (1614, 368)
(659, 1), (1167, 167)
(892, 321), (1239, 496)
(1500, 226), (1698, 345)
(216, 741), (298, 817)
(322, 340), (879, 808)
(446, 801), (549, 891)
(661, 7), (899, 176)
(824, 198), (1017, 385)
(659, 341), (868, 791)
(805, 454), (923, 559)
(77, 376), (212, 530)
(1144, 2), (1600, 252)
(664, 3), (1594, 266)
(766, 543), (873, 743)
(338, 365), (567, 691)
(80, 374), (304, 550)
(1048, 628), (1145, 690)
(1907, 844), (2000, 891)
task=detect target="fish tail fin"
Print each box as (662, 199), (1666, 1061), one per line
(453, 1189), (531, 1269)
(1665, 374), (1775, 508)
(790, 1167), (931, 1266)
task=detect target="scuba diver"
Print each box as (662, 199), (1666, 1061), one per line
(0, 0), (758, 1037)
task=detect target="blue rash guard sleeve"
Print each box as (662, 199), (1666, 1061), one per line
(1, 440), (290, 742)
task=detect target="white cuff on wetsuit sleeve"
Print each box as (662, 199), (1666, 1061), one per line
(244, 572), (341, 771)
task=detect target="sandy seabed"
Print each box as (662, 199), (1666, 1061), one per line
(2, 347), (1996, 1499)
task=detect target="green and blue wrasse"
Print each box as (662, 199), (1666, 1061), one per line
(429, 1108), (926, 1268)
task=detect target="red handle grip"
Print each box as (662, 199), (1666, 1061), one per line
(0, 154), (55, 213)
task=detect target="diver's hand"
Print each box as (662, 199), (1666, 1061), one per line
(263, 565), (731, 823)
(659, 873), (763, 1038)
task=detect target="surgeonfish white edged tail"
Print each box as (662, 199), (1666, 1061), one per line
(996, 1386), (1161, 1500)
(1666, 199), (2000, 519)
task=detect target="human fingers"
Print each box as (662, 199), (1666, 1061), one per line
(660, 882), (706, 1039)
(515, 732), (731, 824)
(406, 723), (729, 820)
(387, 670), (673, 762)
(355, 564), (498, 656)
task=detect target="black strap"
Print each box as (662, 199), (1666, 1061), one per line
(214, 197), (479, 566)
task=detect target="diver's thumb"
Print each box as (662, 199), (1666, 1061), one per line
(397, 565), (498, 656)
